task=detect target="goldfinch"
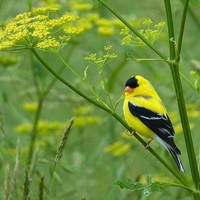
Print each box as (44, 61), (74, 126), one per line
(123, 75), (184, 172)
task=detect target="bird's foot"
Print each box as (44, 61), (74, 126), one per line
(144, 139), (153, 149)
(125, 129), (135, 136)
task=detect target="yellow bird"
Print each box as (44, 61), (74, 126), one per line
(123, 75), (184, 172)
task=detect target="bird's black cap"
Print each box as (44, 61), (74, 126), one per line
(125, 76), (139, 89)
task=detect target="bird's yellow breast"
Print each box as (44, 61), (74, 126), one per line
(123, 95), (167, 139)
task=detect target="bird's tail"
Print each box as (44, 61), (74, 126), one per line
(154, 136), (184, 172)
(167, 146), (185, 172)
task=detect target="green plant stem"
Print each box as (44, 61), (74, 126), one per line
(27, 48), (76, 165)
(33, 49), (110, 113)
(31, 48), (188, 187)
(27, 97), (43, 166)
(164, 0), (176, 58)
(178, 0), (189, 55)
(164, 0), (200, 198)
(98, 0), (167, 60)
(170, 67), (200, 186)
(56, 52), (110, 109)
(180, 0), (200, 31)
(100, 68), (114, 109)
(27, 0), (32, 12)
(162, 181), (197, 193)
(179, 71), (196, 90)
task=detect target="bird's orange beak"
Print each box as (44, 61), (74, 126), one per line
(124, 86), (133, 93)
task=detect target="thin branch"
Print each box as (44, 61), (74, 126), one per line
(178, 0), (189, 55)
(164, 0), (200, 197)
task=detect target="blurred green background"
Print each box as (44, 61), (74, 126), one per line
(0, 0), (200, 199)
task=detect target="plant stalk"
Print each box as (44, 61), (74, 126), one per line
(164, 0), (200, 198)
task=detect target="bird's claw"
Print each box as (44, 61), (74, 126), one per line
(144, 139), (153, 149)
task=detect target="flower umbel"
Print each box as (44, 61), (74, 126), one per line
(120, 19), (165, 46)
(0, 7), (82, 52)
(84, 46), (117, 68)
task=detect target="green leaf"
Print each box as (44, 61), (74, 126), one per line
(190, 0), (200, 7)
(115, 178), (144, 191)
(134, 182), (144, 190)
(151, 182), (165, 192)
(115, 180), (135, 190)
(115, 176), (165, 197)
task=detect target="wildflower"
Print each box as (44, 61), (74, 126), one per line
(36, 37), (60, 50)
(84, 53), (97, 61)
(142, 19), (152, 26)
(97, 26), (114, 36)
(15, 120), (65, 135)
(74, 116), (101, 127)
(34, 7), (59, 13)
(64, 26), (83, 34)
(169, 103), (199, 134)
(120, 19), (165, 46)
(104, 141), (132, 156)
(105, 141), (123, 153)
(86, 13), (99, 22)
(15, 116), (100, 135)
(0, 8), (81, 52)
(173, 123), (194, 134)
(77, 18), (93, 32)
(187, 103), (200, 118)
(73, 106), (93, 115)
(70, 2), (93, 11)
(96, 18), (115, 36)
(84, 46), (117, 67)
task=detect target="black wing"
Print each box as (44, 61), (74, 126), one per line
(128, 101), (181, 154)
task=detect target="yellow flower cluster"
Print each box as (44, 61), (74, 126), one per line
(33, 7), (59, 13)
(72, 105), (101, 126)
(67, 0), (124, 36)
(84, 46), (118, 67)
(169, 103), (200, 134)
(74, 116), (101, 127)
(120, 19), (165, 46)
(104, 140), (132, 156)
(15, 116), (101, 134)
(73, 105), (93, 115)
(15, 120), (63, 135)
(0, 7), (82, 52)
(96, 18), (115, 36)
(70, 0), (93, 11)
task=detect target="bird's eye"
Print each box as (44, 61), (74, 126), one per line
(125, 76), (139, 89)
